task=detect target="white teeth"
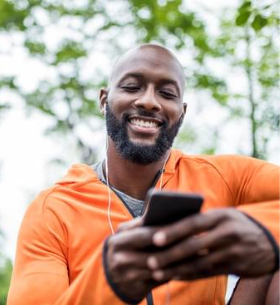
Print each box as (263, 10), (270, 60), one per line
(131, 119), (157, 128)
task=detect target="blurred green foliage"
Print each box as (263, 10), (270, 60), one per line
(0, 257), (12, 305)
(216, 1), (279, 158)
(0, 0), (277, 162)
(0, 231), (12, 304)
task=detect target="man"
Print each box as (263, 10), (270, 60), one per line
(8, 44), (279, 304)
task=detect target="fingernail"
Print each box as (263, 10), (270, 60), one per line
(153, 270), (164, 281)
(153, 232), (166, 245)
(147, 256), (158, 269)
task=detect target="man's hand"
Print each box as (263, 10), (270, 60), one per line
(106, 218), (167, 302)
(145, 209), (276, 282)
(106, 209), (276, 300)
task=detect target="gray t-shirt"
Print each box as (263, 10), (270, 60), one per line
(92, 162), (145, 217)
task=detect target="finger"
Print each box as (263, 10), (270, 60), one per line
(112, 250), (151, 270)
(109, 226), (157, 250)
(111, 266), (155, 287)
(109, 250), (156, 283)
(152, 265), (223, 282)
(147, 224), (234, 269)
(152, 209), (226, 248)
(153, 240), (269, 281)
(151, 248), (233, 282)
(147, 236), (204, 269)
(119, 268), (153, 282)
(117, 217), (143, 233)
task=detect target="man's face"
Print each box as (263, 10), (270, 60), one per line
(102, 46), (186, 164)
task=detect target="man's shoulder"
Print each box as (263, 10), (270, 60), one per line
(55, 163), (100, 186)
(27, 163), (102, 215)
(175, 150), (278, 177)
(175, 149), (254, 167)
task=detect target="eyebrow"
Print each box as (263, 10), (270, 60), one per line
(118, 73), (182, 97)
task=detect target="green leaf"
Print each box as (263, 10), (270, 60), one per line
(0, 0), (27, 31)
(0, 77), (17, 90)
(252, 14), (268, 31)
(54, 41), (87, 64)
(239, 0), (251, 13)
(24, 40), (47, 55)
(235, 11), (251, 26)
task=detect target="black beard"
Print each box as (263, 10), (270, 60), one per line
(105, 104), (183, 165)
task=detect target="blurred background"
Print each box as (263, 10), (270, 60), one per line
(0, 0), (279, 303)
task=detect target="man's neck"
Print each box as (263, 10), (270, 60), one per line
(105, 142), (169, 200)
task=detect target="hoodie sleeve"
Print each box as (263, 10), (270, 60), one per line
(215, 156), (279, 264)
(7, 189), (131, 305)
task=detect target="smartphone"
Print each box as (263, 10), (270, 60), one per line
(143, 189), (204, 226)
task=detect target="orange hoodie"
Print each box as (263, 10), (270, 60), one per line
(8, 150), (279, 305)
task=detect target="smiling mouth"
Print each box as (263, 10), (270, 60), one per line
(127, 116), (163, 136)
(128, 115), (163, 127)
(130, 118), (159, 128)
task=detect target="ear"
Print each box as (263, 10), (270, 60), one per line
(99, 88), (108, 115)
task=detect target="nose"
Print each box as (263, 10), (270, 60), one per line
(134, 86), (161, 112)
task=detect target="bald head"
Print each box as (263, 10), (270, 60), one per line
(109, 44), (185, 93)
(100, 44), (187, 163)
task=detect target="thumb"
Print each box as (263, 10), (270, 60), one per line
(117, 217), (144, 233)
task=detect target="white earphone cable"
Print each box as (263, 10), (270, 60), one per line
(159, 149), (171, 190)
(105, 140), (171, 302)
(105, 135), (115, 235)
(161, 151), (171, 305)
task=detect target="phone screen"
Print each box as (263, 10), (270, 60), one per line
(143, 189), (203, 226)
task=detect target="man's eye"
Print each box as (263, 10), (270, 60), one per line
(121, 86), (140, 92)
(160, 91), (177, 99)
